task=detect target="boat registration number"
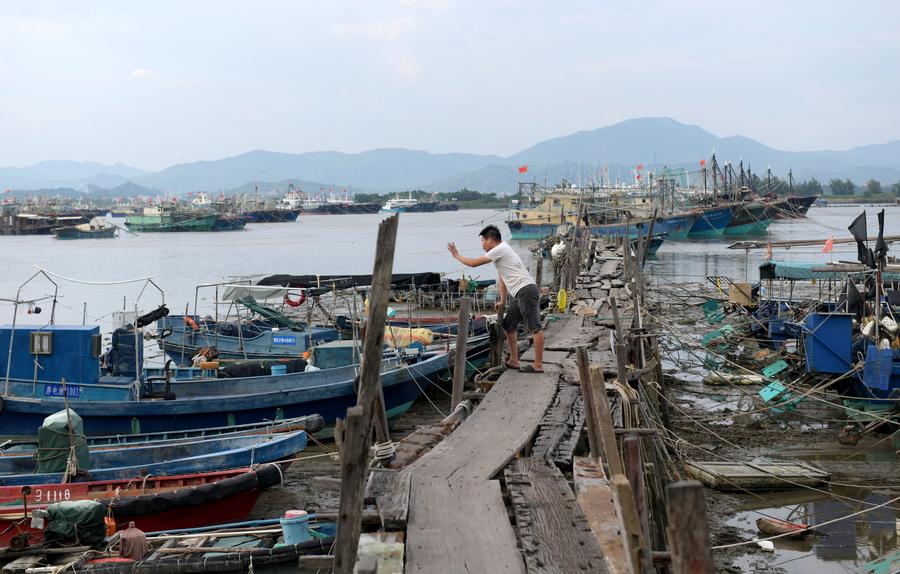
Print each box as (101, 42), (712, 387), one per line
(272, 335), (297, 345)
(43, 384), (80, 398)
(31, 487), (72, 503)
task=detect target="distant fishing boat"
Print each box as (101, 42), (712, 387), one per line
(0, 203), (87, 235)
(125, 206), (217, 232)
(687, 205), (733, 238)
(51, 216), (118, 239)
(382, 192), (420, 213)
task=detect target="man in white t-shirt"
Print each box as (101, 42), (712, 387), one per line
(447, 225), (544, 372)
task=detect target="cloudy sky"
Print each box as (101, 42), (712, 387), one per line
(1, 1), (898, 170)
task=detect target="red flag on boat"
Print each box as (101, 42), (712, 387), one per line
(822, 236), (834, 253)
(700, 159), (706, 167)
(636, 164), (644, 171)
(518, 165), (528, 174)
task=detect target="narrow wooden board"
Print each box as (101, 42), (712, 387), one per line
(685, 460), (830, 491)
(406, 478), (526, 574)
(402, 366), (560, 573)
(520, 348), (570, 365)
(544, 316), (599, 351)
(365, 468), (411, 530)
(573, 457), (630, 574)
(506, 457), (608, 573)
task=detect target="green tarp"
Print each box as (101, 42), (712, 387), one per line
(43, 500), (107, 546)
(36, 409), (90, 474)
(760, 260), (900, 281)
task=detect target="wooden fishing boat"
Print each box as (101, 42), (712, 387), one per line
(0, 415), (323, 451)
(72, 516), (336, 573)
(0, 350), (450, 435)
(0, 430), (307, 484)
(125, 207), (217, 232)
(0, 464), (284, 549)
(51, 217), (117, 239)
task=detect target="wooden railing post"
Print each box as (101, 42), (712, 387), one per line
(624, 436), (653, 574)
(665, 481), (715, 574)
(451, 297), (471, 410)
(589, 365), (624, 476)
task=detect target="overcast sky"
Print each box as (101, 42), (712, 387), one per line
(1, 1), (898, 170)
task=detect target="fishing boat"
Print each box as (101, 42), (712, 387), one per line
(687, 205), (734, 238)
(52, 217), (118, 239)
(0, 464), (284, 549)
(72, 515), (335, 573)
(0, 204), (86, 235)
(723, 201), (772, 235)
(0, 347), (449, 435)
(211, 214), (251, 231)
(381, 192), (420, 213)
(125, 207), (217, 232)
(0, 429), (308, 484)
(157, 296), (340, 364)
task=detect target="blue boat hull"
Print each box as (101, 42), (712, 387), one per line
(0, 352), (449, 436)
(0, 431), (307, 485)
(688, 206), (733, 238)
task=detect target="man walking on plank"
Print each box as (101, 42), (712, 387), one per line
(447, 224), (544, 372)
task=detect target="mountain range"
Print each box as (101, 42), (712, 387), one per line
(4, 118), (900, 196)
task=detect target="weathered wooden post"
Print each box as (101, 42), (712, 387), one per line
(533, 250), (544, 288)
(610, 475), (645, 574)
(589, 365), (624, 476)
(334, 214), (400, 574)
(355, 214), (400, 443)
(576, 348), (602, 458)
(608, 296), (630, 387)
(665, 481), (715, 574)
(451, 297), (471, 410)
(624, 436), (653, 574)
(490, 302), (506, 368)
(333, 406), (368, 574)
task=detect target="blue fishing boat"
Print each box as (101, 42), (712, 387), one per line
(0, 429), (308, 484)
(157, 295), (340, 364)
(687, 205), (733, 238)
(0, 349), (449, 435)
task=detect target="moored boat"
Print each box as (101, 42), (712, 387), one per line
(125, 207), (217, 232)
(687, 205), (733, 238)
(52, 217), (118, 239)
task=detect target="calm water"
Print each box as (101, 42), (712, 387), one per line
(2, 204), (897, 327)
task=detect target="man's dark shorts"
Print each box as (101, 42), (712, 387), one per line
(503, 283), (542, 334)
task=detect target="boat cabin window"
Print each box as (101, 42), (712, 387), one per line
(30, 332), (53, 355)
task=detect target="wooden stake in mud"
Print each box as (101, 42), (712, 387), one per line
(334, 406), (368, 574)
(665, 481), (714, 574)
(451, 297), (471, 411)
(533, 250), (544, 288)
(355, 214), (399, 443)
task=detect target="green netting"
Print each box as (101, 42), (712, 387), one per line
(702, 299), (725, 324)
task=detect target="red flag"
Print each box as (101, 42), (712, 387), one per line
(636, 164), (644, 171)
(518, 165), (528, 174)
(822, 236), (834, 253)
(636, 174), (642, 181)
(765, 242), (773, 261)
(699, 159), (706, 167)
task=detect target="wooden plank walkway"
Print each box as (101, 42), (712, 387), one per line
(506, 457), (608, 573)
(402, 364), (560, 573)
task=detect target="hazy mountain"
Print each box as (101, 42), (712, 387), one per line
(0, 161), (147, 190)
(8, 118), (900, 196)
(135, 149), (504, 194)
(87, 181), (163, 200)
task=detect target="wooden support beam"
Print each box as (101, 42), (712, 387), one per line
(665, 481), (714, 574)
(590, 365), (624, 477)
(355, 214), (399, 443)
(624, 436), (653, 574)
(534, 250), (544, 288)
(451, 297), (471, 411)
(334, 406), (369, 574)
(576, 348), (603, 459)
(489, 302), (505, 368)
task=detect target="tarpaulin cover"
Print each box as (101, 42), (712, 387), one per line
(36, 409), (90, 474)
(44, 500), (107, 546)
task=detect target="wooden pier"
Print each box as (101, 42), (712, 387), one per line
(333, 228), (713, 573)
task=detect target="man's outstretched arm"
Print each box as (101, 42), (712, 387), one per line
(447, 242), (492, 267)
